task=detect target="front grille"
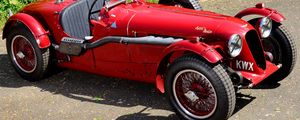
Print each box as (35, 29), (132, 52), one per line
(245, 30), (266, 69)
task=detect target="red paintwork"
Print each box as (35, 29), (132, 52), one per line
(235, 3), (285, 22)
(240, 61), (279, 86)
(2, 0), (285, 92)
(4, 13), (51, 48)
(158, 41), (223, 64)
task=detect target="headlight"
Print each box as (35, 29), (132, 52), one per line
(228, 34), (243, 57)
(259, 17), (272, 38)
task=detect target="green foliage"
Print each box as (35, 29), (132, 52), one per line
(0, 0), (35, 28)
(0, 0), (159, 27)
(146, 0), (160, 4)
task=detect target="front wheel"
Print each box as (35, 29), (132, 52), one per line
(165, 56), (235, 120)
(248, 19), (297, 83)
(264, 24), (297, 83)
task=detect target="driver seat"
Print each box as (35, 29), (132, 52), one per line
(60, 0), (104, 39)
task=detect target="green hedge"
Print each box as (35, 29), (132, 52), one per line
(0, 0), (35, 28)
(0, 0), (160, 28)
(146, 0), (159, 3)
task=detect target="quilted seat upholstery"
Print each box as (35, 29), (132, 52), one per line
(60, 0), (104, 39)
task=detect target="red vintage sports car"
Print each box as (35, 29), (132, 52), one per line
(2, 0), (297, 119)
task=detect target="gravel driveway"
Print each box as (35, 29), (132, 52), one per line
(0, 0), (299, 120)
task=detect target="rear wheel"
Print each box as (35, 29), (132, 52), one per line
(165, 56), (235, 120)
(6, 24), (50, 81)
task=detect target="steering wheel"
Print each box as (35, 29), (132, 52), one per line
(88, 0), (103, 26)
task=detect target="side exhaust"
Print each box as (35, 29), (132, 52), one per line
(84, 36), (183, 49)
(54, 36), (182, 56)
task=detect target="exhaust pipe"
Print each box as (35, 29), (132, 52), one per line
(84, 36), (182, 49)
(55, 36), (182, 56)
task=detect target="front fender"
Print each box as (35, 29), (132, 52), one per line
(155, 40), (223, 93)
(235, 3), (285, 23)
(2, 13), (50, 49)
(160, 40), (223, 64)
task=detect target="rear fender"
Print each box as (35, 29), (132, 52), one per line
(155, 40), (223, 93)
(235, 3), (285, 23)
(2, 13), (50, 49)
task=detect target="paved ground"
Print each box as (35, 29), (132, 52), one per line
(0, 0), (299, 120)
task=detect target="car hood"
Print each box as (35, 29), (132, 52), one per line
(128, 4), (253, 39)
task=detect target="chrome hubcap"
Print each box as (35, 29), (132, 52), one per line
(184, 91), (199, 102)
(16, 51), (26, 59)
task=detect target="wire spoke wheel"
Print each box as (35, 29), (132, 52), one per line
(6, 24), (50, 81)
(11, 35), (37, 73)
(173, 69), (217, 119)
(166, 56), (235, 120)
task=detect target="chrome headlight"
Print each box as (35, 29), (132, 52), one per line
(259, 17), (272, 38)
(228, 34), (243, 57)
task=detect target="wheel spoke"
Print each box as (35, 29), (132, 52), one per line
(11, 35), (37, 73)
(173, 69), (217, 118)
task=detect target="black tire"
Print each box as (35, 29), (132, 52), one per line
(265, 24), (297, 83)
(178, 0), (202, 10)
(6, 24), (50, 82)
(248, 18), (297, 83)
(165, 56), (235, 120)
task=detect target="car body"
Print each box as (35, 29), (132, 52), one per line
(2, 0), (296, 119)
